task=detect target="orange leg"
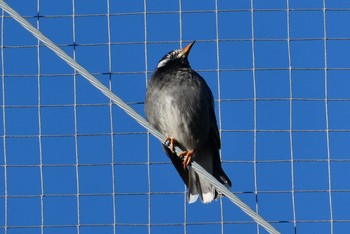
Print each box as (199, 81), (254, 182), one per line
(165, 137), (176, 153)
(178, 149), (195, 169)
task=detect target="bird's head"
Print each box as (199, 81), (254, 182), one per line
(156, 41), (195, 69)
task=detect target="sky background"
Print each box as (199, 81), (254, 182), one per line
(1, 0), (350, 233)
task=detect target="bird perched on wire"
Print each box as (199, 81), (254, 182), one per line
(145, 41), (231, 203)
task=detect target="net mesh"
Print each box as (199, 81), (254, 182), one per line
(1, 0), (350, 233)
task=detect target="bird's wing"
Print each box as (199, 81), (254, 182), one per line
(201, 72), (232, 187)
(208, 98), (232, 187)
(208, 99), (221, 150)
(202, 75), (221, 150)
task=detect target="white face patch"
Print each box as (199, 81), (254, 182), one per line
(157, 57), (170, 68)
(156, 49), (181, 68)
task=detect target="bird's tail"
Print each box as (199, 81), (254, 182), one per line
(188, 167), (216, 203)
(188, 149), (231, 204)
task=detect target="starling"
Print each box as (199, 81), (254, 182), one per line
(145, 41), (231, 203)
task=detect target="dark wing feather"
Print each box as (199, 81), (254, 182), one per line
(208, 98), (221, 150)
(201, 72), (232, 187)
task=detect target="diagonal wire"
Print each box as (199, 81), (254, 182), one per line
(0, 1), (280, 234)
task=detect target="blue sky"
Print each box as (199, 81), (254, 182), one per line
(1, 0), (350, 233)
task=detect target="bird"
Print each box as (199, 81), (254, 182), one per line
(145, 41), (231, 203)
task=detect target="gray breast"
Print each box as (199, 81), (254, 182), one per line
(146, 72), (211, 150)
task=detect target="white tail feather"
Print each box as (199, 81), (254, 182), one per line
(188, 194), (199, 203)
(202, 191), (215, 203)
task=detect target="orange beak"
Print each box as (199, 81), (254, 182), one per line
(178, 41), (195, 58)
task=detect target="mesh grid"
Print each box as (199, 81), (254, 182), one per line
(1, 0), (350, 233)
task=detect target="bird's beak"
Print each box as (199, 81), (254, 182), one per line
(178, 41), (195, 58)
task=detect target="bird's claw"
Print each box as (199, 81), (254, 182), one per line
(178, 149), (195, 169)
(165, 137), (176, 153)
(165, 137), (195, 169)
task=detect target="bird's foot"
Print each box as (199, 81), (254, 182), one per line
(164, 137), (195, 169)
(165, 137), (176, 153)
(178, 149), (195, 169)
